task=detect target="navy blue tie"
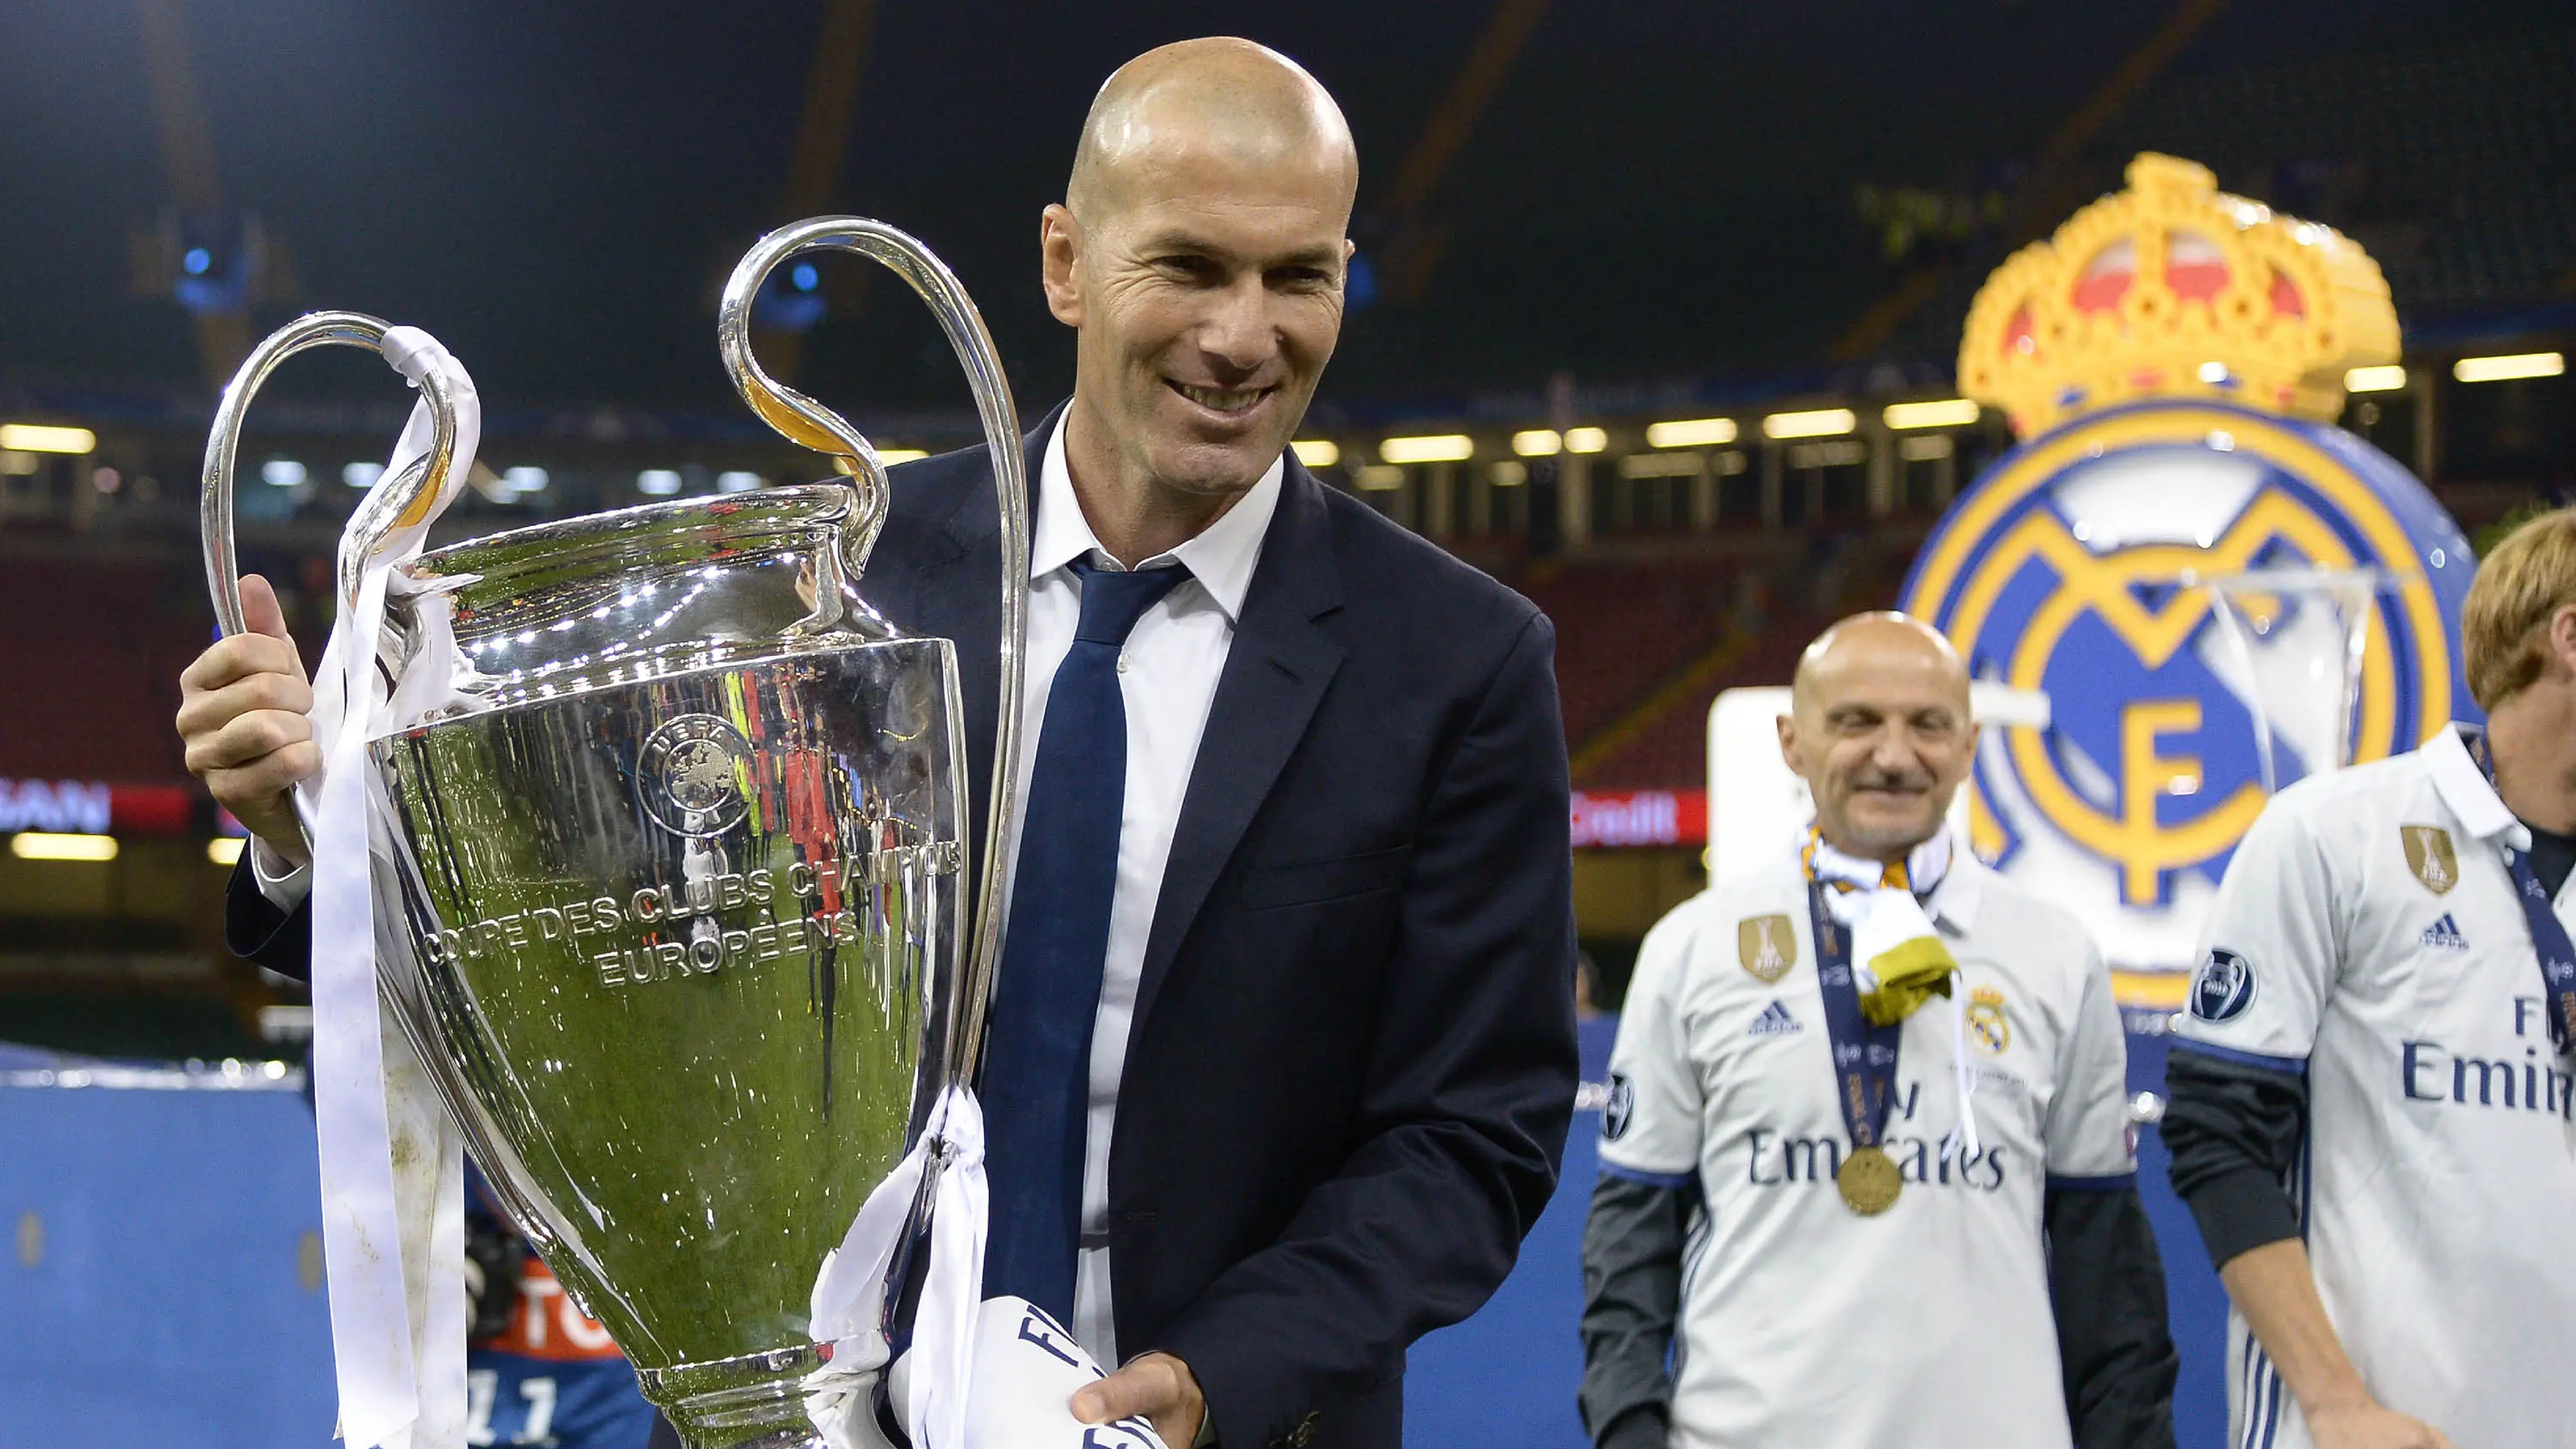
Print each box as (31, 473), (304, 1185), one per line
(981, 556), (1188, 1324)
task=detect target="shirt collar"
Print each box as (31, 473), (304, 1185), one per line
(1923, 848), (1987, 935)
(1795, 823), (1987, 932)
(1030, 411), (1284, 624)
(2422, 722), (2530, 847)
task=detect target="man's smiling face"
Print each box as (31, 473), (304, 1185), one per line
(1778, 614), (1980, 862)
(1048, 94), (1354, 506)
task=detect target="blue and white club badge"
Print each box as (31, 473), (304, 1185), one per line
(1906, 155), (2478, 989)
(2189, 948), (2258, 1024)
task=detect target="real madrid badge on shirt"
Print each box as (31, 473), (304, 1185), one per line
(1965, 986), (2012, 1056)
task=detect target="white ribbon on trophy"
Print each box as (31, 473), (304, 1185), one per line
(299, 326), (482, 1449)
(802, 1085), (1164, 1449)
(806, 1084), (989, 1449)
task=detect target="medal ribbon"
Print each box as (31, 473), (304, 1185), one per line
(2464, 728), (2576, 1051)
(1805, 876), (1905, 1156)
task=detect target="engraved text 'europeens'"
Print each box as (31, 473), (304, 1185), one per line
(416, 840), (962, 988)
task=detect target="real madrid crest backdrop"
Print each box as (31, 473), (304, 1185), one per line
(1904, 156), (2477, 989)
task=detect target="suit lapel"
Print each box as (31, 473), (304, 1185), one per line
(909, 433), (1348, 1040)
(1131, 460), (1346, 1035)
(901, 403), (1061, 860)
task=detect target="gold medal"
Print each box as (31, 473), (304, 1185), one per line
(1837, 1143), (1902, 1216)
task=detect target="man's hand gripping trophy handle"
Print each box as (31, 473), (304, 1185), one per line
(177, 573), (319, 870)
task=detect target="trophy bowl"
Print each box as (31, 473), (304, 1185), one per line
(202, 219), (1031, 1449)
(368, 486), (968, 1410)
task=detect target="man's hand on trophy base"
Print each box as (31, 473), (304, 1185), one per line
(178, 573), (319, 868)
(1072, 1349), (1205, 1447)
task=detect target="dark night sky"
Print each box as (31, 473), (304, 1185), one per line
(0, 0), (2543, 425)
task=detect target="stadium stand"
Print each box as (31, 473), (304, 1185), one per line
(2103, 28), (2576, 312)
(2, 554), (210, 785)
(1555, 529), (1923, 789)
(6, 456), (2554, 803)
(1516, 555), (1738, 748)
(1886, 23), (2576, 363)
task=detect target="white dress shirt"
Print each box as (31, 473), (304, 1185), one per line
(1008, 416), (1280, 1362)
(256, 416), (1284, 1367)
(251, 840), (311, 906)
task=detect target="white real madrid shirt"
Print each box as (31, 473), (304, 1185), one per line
(1009, 416), (1281, 1366)
(1599, 845), (2136, 1449)
(2174, 724), (2576, 1449)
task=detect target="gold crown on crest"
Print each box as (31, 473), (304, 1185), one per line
(1959, 153), (2400, 438)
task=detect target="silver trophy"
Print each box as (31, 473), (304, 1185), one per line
(199, 220), (1029, 1449)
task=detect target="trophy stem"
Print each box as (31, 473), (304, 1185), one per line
(639, 1343), (836, 1449)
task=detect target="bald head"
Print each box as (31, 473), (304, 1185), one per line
(1039, 38), (1359, 543)
(1780, 612), (1978, 861)
(1067, 38), (1358, 227)
(1792, 613), (1971, 716)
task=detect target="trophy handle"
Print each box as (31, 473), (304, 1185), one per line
(201, 311), (461, 639)
(717, 218), (1030, 1091)
(197, 316), (567, 1250)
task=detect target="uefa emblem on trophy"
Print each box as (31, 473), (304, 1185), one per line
(199, 219), (1032, 1449)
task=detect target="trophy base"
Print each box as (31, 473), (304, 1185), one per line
(640, 1343), (835, 1449)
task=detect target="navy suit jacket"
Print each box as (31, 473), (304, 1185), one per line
(230, 409), (1580, 1449)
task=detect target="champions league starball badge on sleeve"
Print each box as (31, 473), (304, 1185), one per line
(1900, 154), (2481, 1007)
(200, 219), (1039, 1449)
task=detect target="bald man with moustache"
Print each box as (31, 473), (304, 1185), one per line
(189, 38), (1577, 1449)
(1579, 615), (2174, 1449)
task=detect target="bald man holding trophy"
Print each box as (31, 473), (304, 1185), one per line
(178, 39), (1579, 1449)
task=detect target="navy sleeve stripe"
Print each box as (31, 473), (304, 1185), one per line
(1598, 1162), (1697, 1191)
(2170, 1038), (2309, 1075)
(2045, 1172), (2138, 1192)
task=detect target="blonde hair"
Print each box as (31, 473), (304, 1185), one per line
(2463, 505), (2576, 712)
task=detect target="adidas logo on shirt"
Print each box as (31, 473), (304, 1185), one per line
(1746, 1000), (1802, 1038)
(2420, 913), (2470, 950)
